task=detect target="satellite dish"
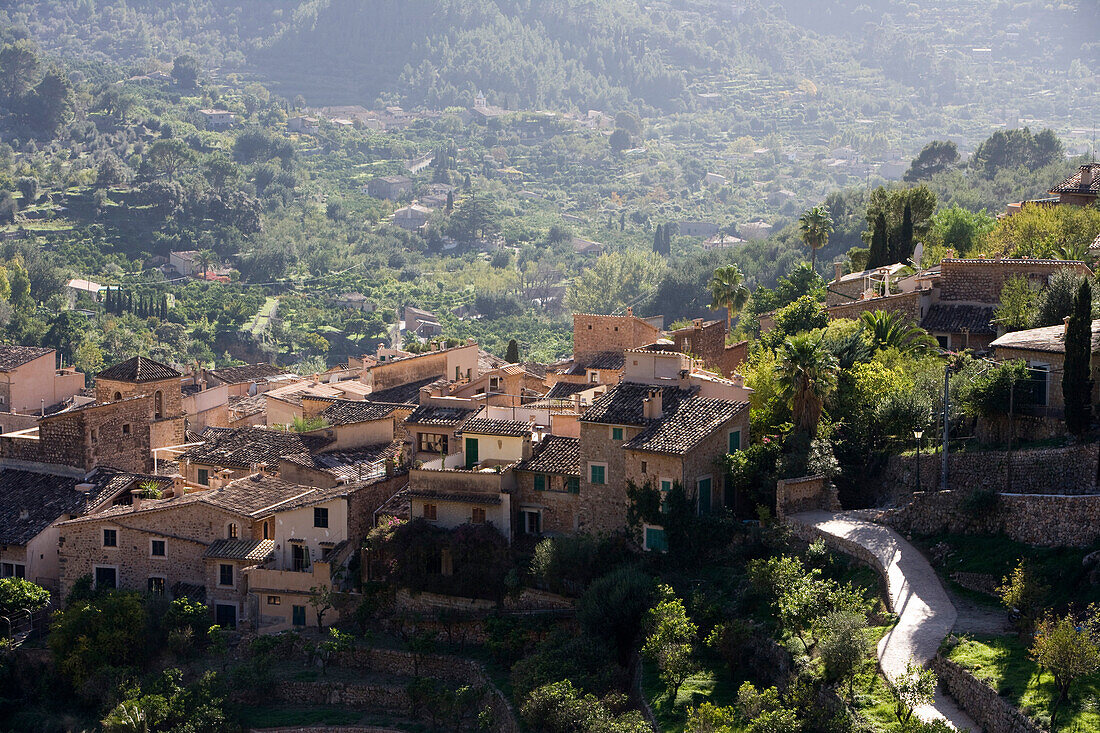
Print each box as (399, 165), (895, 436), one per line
(912, 241), (924, 268)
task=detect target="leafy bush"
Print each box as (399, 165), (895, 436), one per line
(520, 680), (650, 733)
(577, 567), (656, 663)
(386, 518), (513, 601)
(49, 591), (150, 689)
(0, 577), (50, 617)
(510, 630), (620, 699)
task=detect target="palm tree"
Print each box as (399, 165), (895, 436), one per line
(708, 264), (750, 332)
(777, 333), (838, 437)
(196, 250), (216, 279)
(798, 206), (834, 272)
(858, 310), (938, 355)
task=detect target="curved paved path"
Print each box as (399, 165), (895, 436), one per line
(788, 510), (979, 731)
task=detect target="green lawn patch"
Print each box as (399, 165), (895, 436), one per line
(947, 634), (1100, 732)
(642, 655), (739, 732)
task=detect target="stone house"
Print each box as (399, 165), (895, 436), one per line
(363, 343), (479, 395)
(1, 395), (155, 475)
(0, 467), (167, 592)
(575, 382), (749, 544)
(1048, 163), (1098, 207)
(181, 377), (229, 432)
(429, 364), (547, 408)
(278, 442), (405, 490)
(513, 436), (581, 536)
(96, 356), (186, 451)
(0, 345), (85, 416)
(57, 474), (346, 628)
(169, 251), (201, 277)
(572, 310), (662, 364)
(299, 397), (412, 451)
(180, 427), (330, 487)
(198, 109), (235, 130)
(287, 115), (320, 134)
(404, 403), (475, 463)
(326, 292), (376, 312)
(366, 175), (413, 201)
(669, 319), (748, 378)
(206, 363), (294, 398)
(393, 204), (434, 231)
(989, 319), (1100, 414)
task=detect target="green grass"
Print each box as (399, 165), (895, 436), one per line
(642, 656), (740, 732)
(912, 533), (1100, 610)
(947, 634), (1100, 732)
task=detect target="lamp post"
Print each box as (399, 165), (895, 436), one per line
(914, 429), (924, 493)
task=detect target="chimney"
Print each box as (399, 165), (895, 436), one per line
(384, 457), (394, 478)
(1081, 165), (1095, 189)
(642, 387), (663, 420)
(626, 307), (633, 317)
(692, 318), (703, 329)
(1065, 315), (1072, 336)
(131, 489), (142, 511)
(834, 261), (844, 282)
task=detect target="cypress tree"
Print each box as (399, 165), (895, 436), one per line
(1063, 279), (1094, 435)
(896, 201), (914, 263)
(653, 226), (662, 254)
(104, 287), (111, 312)
(868, 213), (888, 268)
(505, 339), (519, 363)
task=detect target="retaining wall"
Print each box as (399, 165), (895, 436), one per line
(931, 655), (1046, 733)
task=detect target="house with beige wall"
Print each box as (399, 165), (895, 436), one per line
(989, 319), (1100, 415)
(363, 343), (479, 394)
(0, 345), (85, 415)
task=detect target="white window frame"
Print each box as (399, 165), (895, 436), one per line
(149, 537), (167, 559)
(102, 526), (120, 549)
(642, 523), (667, 553)
(520, 508), (542, 535)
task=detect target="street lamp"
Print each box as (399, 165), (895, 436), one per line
(914, 429), (924, 492)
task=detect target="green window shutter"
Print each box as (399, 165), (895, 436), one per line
(591, 465), (605, 485)
(728, 430), (741, 453)
(612, 427), (623, 441)
(566, 476), (580, 493)
(534, 474), (545, 491)
(645, 527), (668, 552)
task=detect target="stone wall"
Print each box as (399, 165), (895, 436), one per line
(826, 290), (922, 323)
(573, 312), (660, 362)
(669, 319), (747, 378)
(939, 258), (1075, 304)
(884, 489), (1100, 547)
(776, 475), (839, 519)
(875, 443), (1098, 503)
(512, 468), (582, 535)
(931, 655), (1046, 733)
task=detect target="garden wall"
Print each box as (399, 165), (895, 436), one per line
(931, 655), (1046, 733)
(874, 443), (1098, 504)
(776, 475), (838, 518)
(883, 490), (1100, 547)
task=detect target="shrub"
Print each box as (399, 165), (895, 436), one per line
(510, 629), (620, 699)
(520, 680), (650, 733)
(642, 584), (699, 704)
(818, 611), (870, 700)
(577, 567), (656, 663)
(1030, 613), (1100, 727)
(997, 560), (1049, 635)
(50, 592), (149, 689)
(164, 596), (210, 636)
(0, 578), (50, 618)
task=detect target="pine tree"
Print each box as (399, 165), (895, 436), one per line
(1063, 279), (1094, 435)
(505, 339), (519, 363)
(868, 213), (888, 269)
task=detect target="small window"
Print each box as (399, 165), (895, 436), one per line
(521, 510), (541, 535)
(197, 468), (210, 486)
(641, 461), (648, 474)
(612, 427), (623, 441)
(590, 464), (605, 485)
(589, 372), (599, 384)
(292, 605), (306, 626)
(533, 474), (546, 491)
(644, 526), (668, 552)
(489, 376), (501, 391)
(113, 392), (122, 401)
(565, 476), (580, 494)
(90, 428), (98, 443)
(122, 423), (132, 435)
(227, 523), (239, 539)
(95, 566), (117, 589)
(150, 539), (166, 557)
(418, 433), (448, 454)
(219, 563), (234, 587)
(103, 528), (118, 548)
(267, 595), (281, 605)
(728, 430), (741, 453)
(314, 507), (329, 528)
(471, 507), (486, 524)
(262, 521), (270, 540)
(148, 577), (165, 595)
(154, 390), (163, 420)
(423, 503), (437, 521)
(1, 563), (26, 579)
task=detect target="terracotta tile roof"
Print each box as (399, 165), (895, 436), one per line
(1049, 163), (1100, 195)
(459, 418), (531, 437)
(990, 319), (1100, 354)
(0, 467), (142, 544)
(565, 350), (625, 374)
(321, 400), (405, 426)
(522, 362), (549, 378)
(517, 436), (579, 475)
(200, 474), (324, 516)
(0, 345), (53, 371)
(182, 427), (329, 469)
(98, 356), (181, 383)
(279, 442), (402, 483)
(623, 397), (748, 455)
(204, 538), (274, 562)
(407, 489), (502, 505)
(207, 363), (289, 384)
(366, 376), (439, 404)
(405, 404), (474, 427)
(228, 394), (266, 419)
(920, 304), (996, 335)
(545, 382), (593, 400)
(581, 383), (695, 426)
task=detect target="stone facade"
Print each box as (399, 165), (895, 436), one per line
(938, 258), (1086, 304)
(96, 375), (186, 450)
(1, 395), (154, 474)
(670, 319), (748, 378)
(57, 499), (255, 600)
(572, 311), (661, 362)
(931, 655), (1044, 733)
(875, 443), (1098, 502)
(776, 475), (840, 519)
(512, 468), (581, 535)
(826, 290), (923, 323)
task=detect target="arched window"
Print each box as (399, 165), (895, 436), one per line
(154, 390), (163, 419)
(113, 392), (122, 401)
(227, 522), (239, 539)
